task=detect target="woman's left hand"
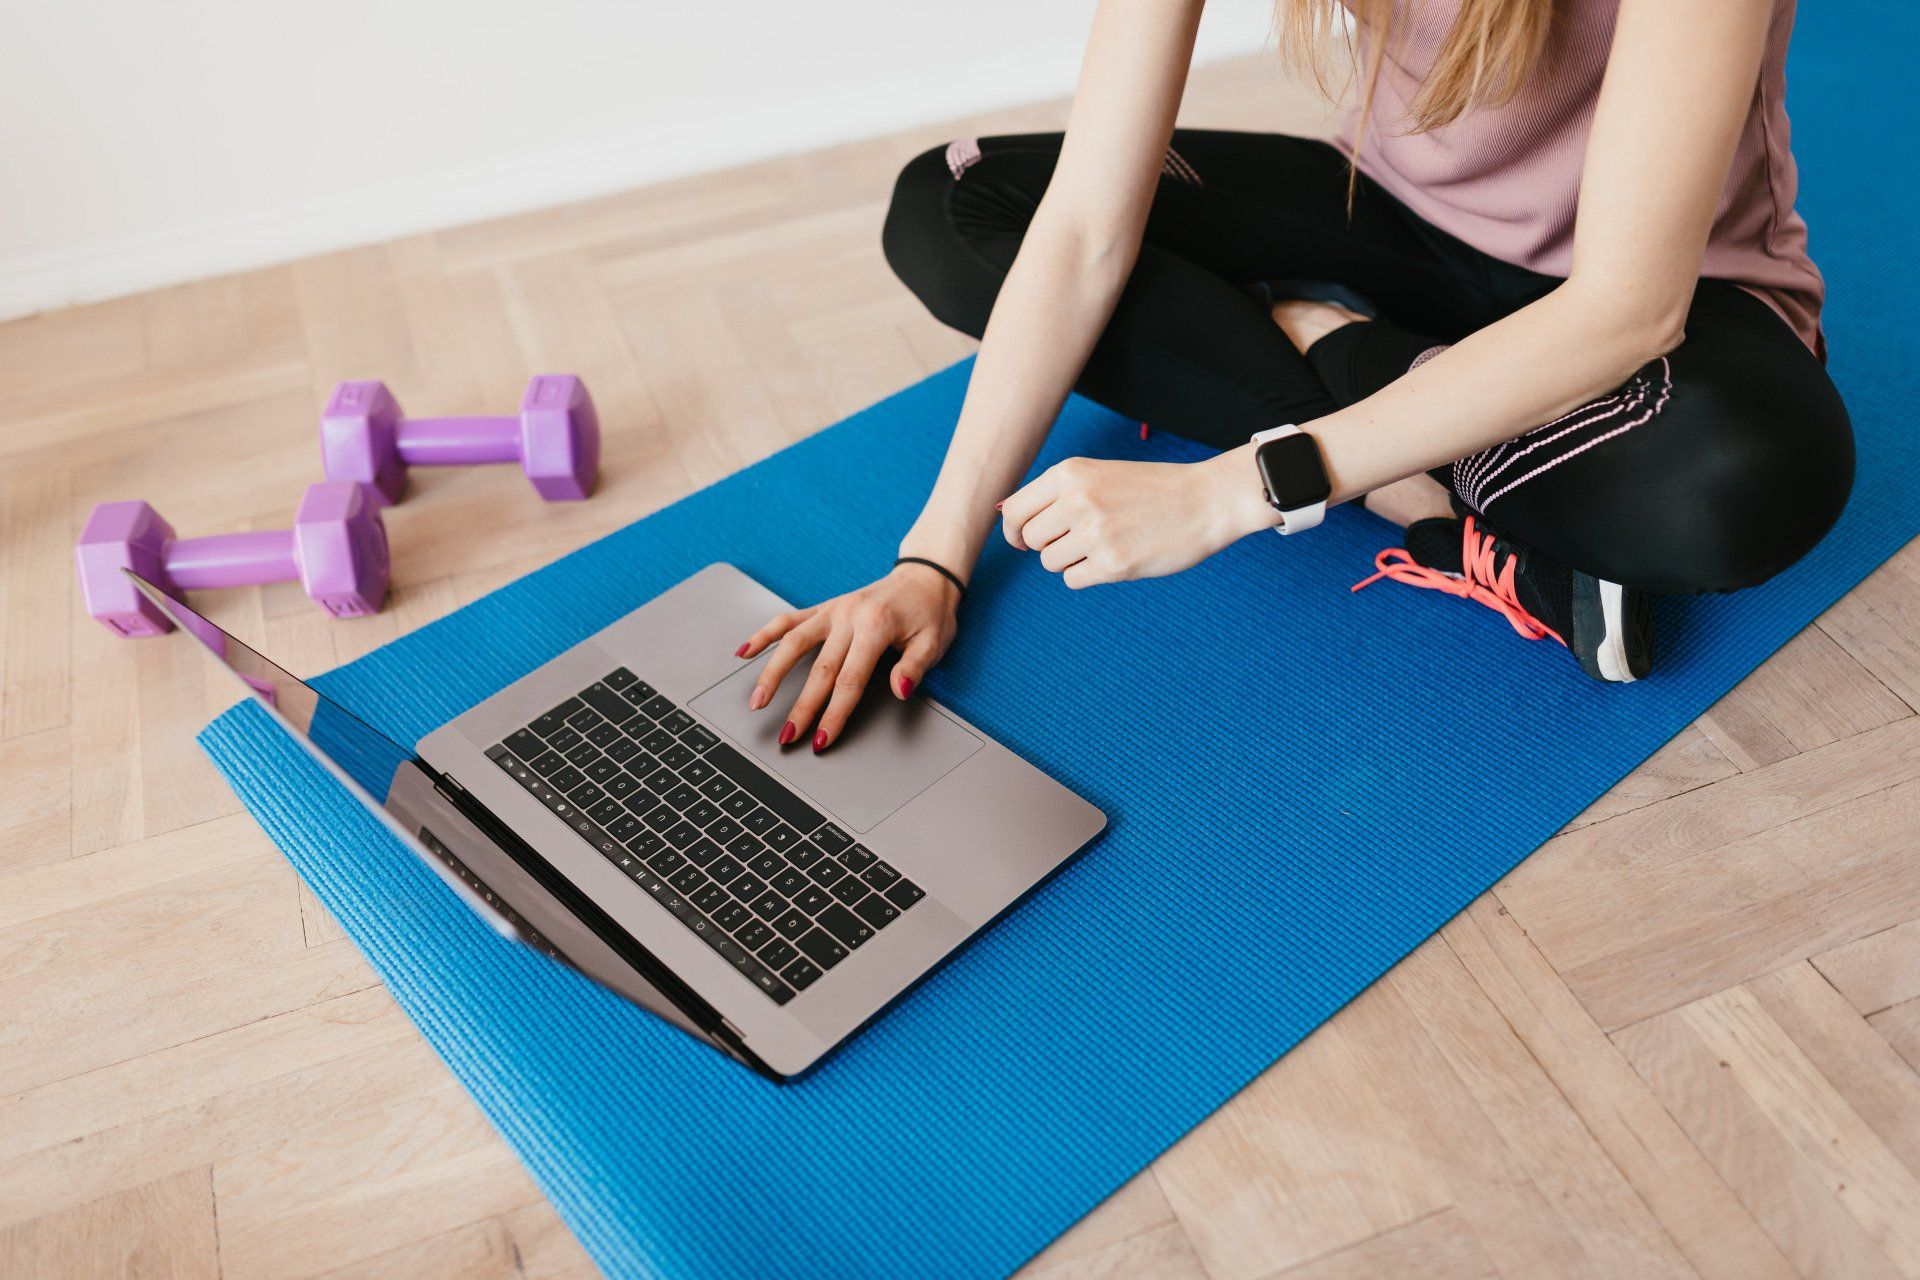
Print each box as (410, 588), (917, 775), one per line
(999, 452), (1267, 588)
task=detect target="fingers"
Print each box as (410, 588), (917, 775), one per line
(749, 615), (826, 712)
(780, 625), (854, 747)
(1038, 530), (1089, 575)
(1019, 499), (1073, 551)
(999, 465), (1066, 549)
(889, 631), (944, 700)
(813, 628), (891, 751)
(736, 606), (817, 661)
(1063, 558), (1108, 590)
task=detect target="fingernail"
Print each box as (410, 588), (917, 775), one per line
(1139, 422), (1150, 440)
(748, 689), (766, 711)
(994, 501), (1004, 511)
(812, 730), (828, 753)
(735, 642), (750, 658)
(778, 721), (796, 745)
(898, 676), (914, 698)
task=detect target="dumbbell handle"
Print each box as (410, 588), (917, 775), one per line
(163, 530), (297, 589)
(393, 416), (522, 466)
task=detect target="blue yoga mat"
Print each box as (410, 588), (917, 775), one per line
(202, 8), (1915, 1277)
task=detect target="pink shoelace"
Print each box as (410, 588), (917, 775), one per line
(1351, 516), (1566, 646)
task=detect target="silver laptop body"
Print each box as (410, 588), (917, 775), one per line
(134, 563), (1105, 1080)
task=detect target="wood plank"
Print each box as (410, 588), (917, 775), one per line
(0, 1167), (218, 1280)
(0, 726), (72, 874)
(307, 1199), (595, 1280)
(1273, 1209), (1497, 1280)
(1694, 626), (1909, 770)
(1814, 919), (1920, 1018)
(1559, 725), (1739, 833)
(1017, 1171), (1181, 1276)
(1817, 539), (1920, 711)
(2, 466), (72, 740)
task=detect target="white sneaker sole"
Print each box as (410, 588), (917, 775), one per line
(1596, 579), (1637, 683)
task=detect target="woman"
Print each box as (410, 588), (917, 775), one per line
(739, 0), (1850, 749)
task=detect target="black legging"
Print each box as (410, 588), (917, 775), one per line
(881, 130), (1853, 595)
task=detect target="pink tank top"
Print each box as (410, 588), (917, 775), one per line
(1337, 0), (1825, 356)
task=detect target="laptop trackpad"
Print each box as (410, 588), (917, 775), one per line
(690, 657), (982, 835)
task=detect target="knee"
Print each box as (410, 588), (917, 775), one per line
(1650, 375), (1854, 593)
(881, 144), (994, 337)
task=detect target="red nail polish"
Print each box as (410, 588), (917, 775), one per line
(1140, 422), (1150, 440)
(994, 501), (1004, 511)
(813, 730), (828, 752)
(899, 676), (914, 698)
(735, 642), (750, 658)
(778, 721), (796, 745)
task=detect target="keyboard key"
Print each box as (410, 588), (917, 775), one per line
(885, 879), (926, 910)
(727, 832), (765, 861)
(781, 957), (823, 990)
(772, 868), (808, 897)
(626, 831), (665, 858)
(684, 838), (723, 868)
(682, 725), (719, 754)
(588, 798), (625, 826)
(639, 694), (676, 720)
(708, 856), (744, 885)
(740, 806), (776, 835)
(645, 766), (678, 792)
(547, 726), (583, 753)
(704, 741), (825, 833)
(568, 781), (605, 809)
(811, 823), (852, 855)
(640, 727), (677, 755)
(564, 740), (599, 767)
(794, 886), (831, 916)
(861, 861), (901, 891)
(647, 848), (685, 876)
(796, 928), (848, 970)
(579, 682), (637, 724)
(585, 757), (620, 784)
(817, 903), (873, 949)
(750, 890), (788, 921)
(505, 729), (544, 758)
(661, 709), (695, 736)
(706, 815), (742, 844)
(670, 864), (706, 894)
(773, 908), (811, 939)
(586, 720), (625, 749)
(685, 800), (721, 828)
(528, 750), (567, 777)
(750, 852), (784, 879)
(681, 757), (716, 786)
(759, 937), (798, 970)
(691, 882), (728, 913)
(566, 705), (604, 733)
(659, 743), (696, 770)
(531, 699), (583, 736)
(853, 894), (899, 930)
(605, 667), (640, 692)
(603, 773), (639, 801)
(746, 965), (795, 1005)
(714, 901), (751, 932)
(735, 919), (772, 950)
(839, 844), (877, 872)
(548, 766), (585, 794)
(605, 737), (641, 764)
(664, 783), (701, 810)
(730, 872), (767, 902)
(808, 859), (846, 887)
(699, 775), (735, 804)
(787, 841), (824, 869)
(623, 788), (663, 818)
(830, 876), (867, 906)
(764, 824), (800, 853)
(608, 814), (644, 843)
(662, 820), (701, 850)
(720, 791), (756, 819)
(624, 751), (659, 778)
(619, 678), (658, 705)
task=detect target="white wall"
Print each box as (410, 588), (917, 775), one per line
(0, 0), (1273, 320)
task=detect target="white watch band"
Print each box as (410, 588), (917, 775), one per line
(1249, 424), (1327, 535)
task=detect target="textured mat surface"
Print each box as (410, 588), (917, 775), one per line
(201, 10), (1915, 1278)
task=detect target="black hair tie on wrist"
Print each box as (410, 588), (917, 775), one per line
(894, 556), (968, 599)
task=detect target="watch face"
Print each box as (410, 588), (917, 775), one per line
(1256, 432), (1332, 510)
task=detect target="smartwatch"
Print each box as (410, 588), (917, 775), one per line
(1250, 424), (1331, 535)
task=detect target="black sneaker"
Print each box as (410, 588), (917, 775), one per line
(1353, 514), (1654, 682)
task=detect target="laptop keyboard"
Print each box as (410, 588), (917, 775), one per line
(483, 666), (926, 1005)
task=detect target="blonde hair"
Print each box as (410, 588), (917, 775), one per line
(1279, 0), (1556, 136)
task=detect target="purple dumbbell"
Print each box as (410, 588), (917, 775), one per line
(75, 481), (390, 638)
(319, 374), (599, 506)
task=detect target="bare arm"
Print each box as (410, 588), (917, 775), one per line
(1004, 0), (1779, 580)
(737, 0), (1206, 749)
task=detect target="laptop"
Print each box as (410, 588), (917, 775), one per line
(130, 563), (1105, 1080)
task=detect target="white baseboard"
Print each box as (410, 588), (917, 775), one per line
(0, 30), (1268, 322)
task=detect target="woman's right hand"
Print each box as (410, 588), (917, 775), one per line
(735, 562), (962, 753)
